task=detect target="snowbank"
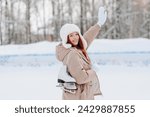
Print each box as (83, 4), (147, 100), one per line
(0, 38), (150, 55)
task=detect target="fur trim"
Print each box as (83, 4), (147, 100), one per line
(60, 23), (87, 49)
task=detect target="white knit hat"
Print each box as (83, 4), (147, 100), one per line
(60, 23), (87, 49)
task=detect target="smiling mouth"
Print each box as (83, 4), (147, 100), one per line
(72, 40), (76, 43)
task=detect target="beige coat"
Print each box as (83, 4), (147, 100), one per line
(56, 24), (102, 100)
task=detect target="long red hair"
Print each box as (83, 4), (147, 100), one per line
(67, 35), (90, 62)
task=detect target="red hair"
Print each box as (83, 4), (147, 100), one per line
(67, 35), (90, 62)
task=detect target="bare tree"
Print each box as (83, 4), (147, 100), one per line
(68, 0), (73, 23)
(4, 0), (9, 44)
(51, 0), (59, 40)
(80, 0), (84, 34)
(25, 0), (31, 44)
(16, 0), (22, 44)
(141, 1), (150, 38)
(34, 2), (40, 41)
(43, 0), (46, 40)
(0, 0), (3, 45)
(91, 0), (95, 26)
(10, 0), (15, 43)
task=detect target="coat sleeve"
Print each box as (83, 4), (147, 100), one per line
(66, 50), (94, 85)
(83, 24), (100, 48)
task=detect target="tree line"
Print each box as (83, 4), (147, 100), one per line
(0, 0), (150, 45)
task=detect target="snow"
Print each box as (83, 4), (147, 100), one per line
(0, 38), (150, 100)
(1, 38), (150, 55)
(88, 38), (150, 53)
(0, 41), (58, 55)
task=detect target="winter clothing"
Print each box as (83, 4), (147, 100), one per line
(56, 24), (102, 100)
(97, 7), (107, 27)
(60, 24), (87, 49)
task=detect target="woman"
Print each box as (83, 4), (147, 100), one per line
(56, 7), (107, 100)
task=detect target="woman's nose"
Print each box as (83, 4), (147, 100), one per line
(74, 35), (78, 39)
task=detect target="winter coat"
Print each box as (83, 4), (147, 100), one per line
(56, 24), (102, 100)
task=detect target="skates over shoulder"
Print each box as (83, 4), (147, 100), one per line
(57, 65), (77, 94)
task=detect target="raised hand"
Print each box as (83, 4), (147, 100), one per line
(97, 7), (107, 27)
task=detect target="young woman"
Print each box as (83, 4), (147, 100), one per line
(56, 7), (107, 100)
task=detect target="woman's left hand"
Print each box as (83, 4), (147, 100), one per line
(97, 6), (107, 27)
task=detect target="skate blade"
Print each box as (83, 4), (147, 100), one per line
(63, 88), (76, 94)
(56, 83), (63, 87)
(63, 83), (77, 90)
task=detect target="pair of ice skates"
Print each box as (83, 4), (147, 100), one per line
(57, 65), (77, 94)
(57, 79), (77, 94)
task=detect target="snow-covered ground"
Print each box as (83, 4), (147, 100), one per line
(0, 38), (150, 100)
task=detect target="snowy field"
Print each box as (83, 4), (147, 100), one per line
(0, 38), (150, 100)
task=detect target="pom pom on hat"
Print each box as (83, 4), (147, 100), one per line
(60, 23), (87, 49)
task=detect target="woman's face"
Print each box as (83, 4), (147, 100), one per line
(68, 32), (79, 46)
